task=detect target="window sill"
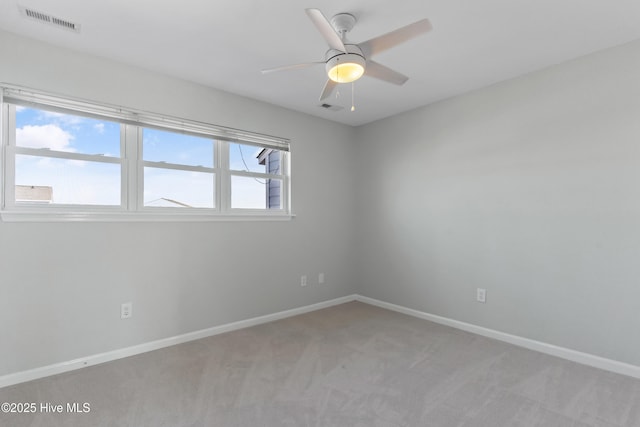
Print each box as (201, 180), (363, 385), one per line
(0, 210), (295, 223)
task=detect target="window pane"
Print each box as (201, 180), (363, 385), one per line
(144, 167), (214, 208)
(15, 106), (120, 156)
(15, 155), (121, 205)
(231, 176), (282, 209)
(229, 143), (281, 174)
(143, 128), (214, 167)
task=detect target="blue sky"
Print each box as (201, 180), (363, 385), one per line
(14, 106), (278, 208)
(16, 106), (120, 155)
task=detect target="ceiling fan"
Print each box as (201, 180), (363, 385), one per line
(262, 8), (432, 102)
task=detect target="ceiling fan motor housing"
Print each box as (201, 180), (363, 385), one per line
(325, 44), (366, 83)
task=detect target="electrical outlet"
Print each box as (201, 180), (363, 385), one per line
(300, 275), (308, 287)
(121, 302), (133, 319)
(318, 273), (325, 284)
(476, 288), (486, 303)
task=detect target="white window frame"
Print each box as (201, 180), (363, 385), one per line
(3, 103), (128, 213)
(137, 126), (219, 213)
(0, 85), (292, 222)
(226, 143), (289, 212)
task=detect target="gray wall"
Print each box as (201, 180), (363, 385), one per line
(0, 31), (358, 376)
(354, 40), (640, 366)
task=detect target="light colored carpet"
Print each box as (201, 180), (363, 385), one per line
(1, 301), (639, 426)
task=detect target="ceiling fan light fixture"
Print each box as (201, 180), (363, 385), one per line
(326, 53), (365, 83)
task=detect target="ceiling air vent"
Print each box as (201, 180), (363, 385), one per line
(318, 103), (343, 112)
(19, 6), (81, 33)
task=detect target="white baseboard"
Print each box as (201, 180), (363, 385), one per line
(0, 295), (356, 389)
(3, 293), (639, 388)
(355, 295), (640, 379)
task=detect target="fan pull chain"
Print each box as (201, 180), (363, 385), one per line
(351, 82), (356, 111)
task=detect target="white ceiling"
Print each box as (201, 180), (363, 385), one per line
(1, 0), (640, 126)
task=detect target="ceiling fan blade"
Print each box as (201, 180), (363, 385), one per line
(359, 18), (432, 58)
(305, 8), (347, 52)
(261, 62), (324, 74)
(364, 61), (409, 85)
(319, 79), (338, 101)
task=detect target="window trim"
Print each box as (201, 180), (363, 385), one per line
(0, 84), (292, 222)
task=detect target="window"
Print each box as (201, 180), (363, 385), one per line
(0, 86), (291, 221)
(11, 106), (123, 207)
(229, 143), (284, 209)
(142, 129), (216, 209)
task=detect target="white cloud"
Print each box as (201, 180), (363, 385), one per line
(94, 123), (105, 134)
(41, 111), (84, 126)
(16, 124), (74, 151)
